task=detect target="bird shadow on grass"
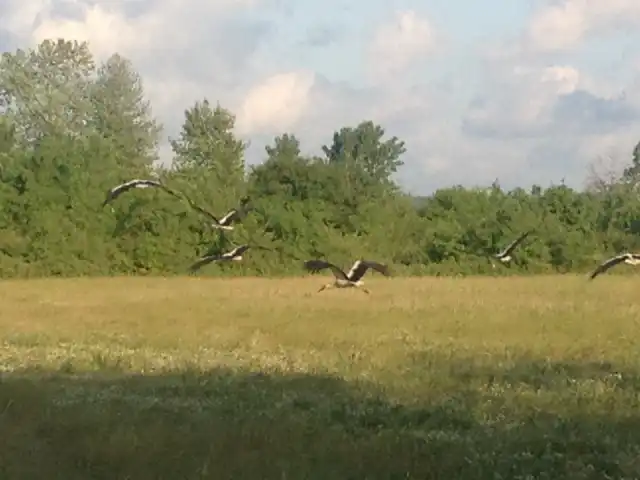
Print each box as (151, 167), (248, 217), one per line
(2, 359), (640, 479)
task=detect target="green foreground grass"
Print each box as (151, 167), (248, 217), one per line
(1, 274), (640, 479)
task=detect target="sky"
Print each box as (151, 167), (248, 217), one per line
(2, 0), (640, 194)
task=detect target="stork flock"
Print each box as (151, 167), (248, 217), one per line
(103, 179), (638, 291)
(103, 179), (391, 293)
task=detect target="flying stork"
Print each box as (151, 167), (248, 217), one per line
(494, 230), (533, 264)
(104, 179), (253, 231)
(188, 243), (269, 272)
(589, 252), (640, 280)
(303, 259), (391, 294)
(102, 179), (180, 207)
(182, 196), (253, 231)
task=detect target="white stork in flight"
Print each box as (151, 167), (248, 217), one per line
(303, 259), (391, 294)
(103, 179), (252, 231)
(188, 243), (270, 272)
(589, 252), (640, 280)
(494, 230), (533, 264)
(102, 179), (180, 206)
(182, 196), (253, 231)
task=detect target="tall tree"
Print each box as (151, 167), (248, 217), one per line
(264, 133), (301, 161)
(622, 140), (640, 182)
(170, 99), (245, 184)
(0, 39), (95, 145)
(249, 134), (332, 201)
(0, 115), (16, 156)
(166, 100), (248, 250)
(90, 53), (161, 172)
(319, 121), (406, 232)
(322, 120), (406, 186)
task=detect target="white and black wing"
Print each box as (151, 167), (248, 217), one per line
(179, 196), (222, 225)
(497, 230), (532, 257)
(589, 254), (630, 280)
(227, 244), (252, 258)
(190, 244), (269, 271)
(218, 197), (254, 226)
(218, 209), (240, 226)
(303, 259), (349, 281)
(188, 254), (225, 272)
(347, 259), (390, 282)
(103, 179), (168, 206)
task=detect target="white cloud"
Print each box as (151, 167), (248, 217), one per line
(31, 4), (141, 59)
(24, 0), (265, 62)
(459, 52), (640, 190)
(526, 1), (588, 51)
(236, 71), (316, 135)
(1, 0), (49, 39)
(462, 64), (585, 138)
(369, 10), (437, 78)
(526, 0), (640, 52)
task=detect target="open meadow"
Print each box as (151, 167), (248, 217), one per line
(1, 274), (640, 478)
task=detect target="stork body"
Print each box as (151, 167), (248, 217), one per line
(589, 253), (640, 280)
(211, 209), (242, 231)
(303, 259), (390, 294)
(188, 243), (269, 272)
(184, 196), (252, 231)
(189, 245), (251, 272)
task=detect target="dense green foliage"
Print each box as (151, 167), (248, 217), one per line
(2, 39), (640, 278)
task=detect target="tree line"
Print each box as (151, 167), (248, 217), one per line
(1, 38), (640, 279)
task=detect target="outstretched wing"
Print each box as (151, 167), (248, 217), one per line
(188, 254), (224, 272)
(589, 254), (629, 280)
(177, 195), (221, 224)
(218, 209), (240, 226)
(228, 244), (251, 257)
(103, 179), (180, 206)
(347, 259), (390, 282)
(103, 179), (159, 206)
(218, 197), (254, 226)
(498, 230), (532, 257)
(303, 259), (349, 281)
(159, 184), (184, 200)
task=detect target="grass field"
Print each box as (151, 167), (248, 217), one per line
(1, 274), (640, 479)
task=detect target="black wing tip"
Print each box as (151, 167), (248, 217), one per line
(189, 256), (214, 272)
(303, 259), (327, 272)
(362, 259), (391, 273)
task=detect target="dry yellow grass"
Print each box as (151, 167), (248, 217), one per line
(2, 275), (640, 478)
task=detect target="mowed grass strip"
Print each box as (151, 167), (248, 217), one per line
(1, 275), (640, 479)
